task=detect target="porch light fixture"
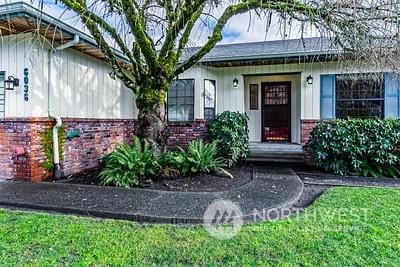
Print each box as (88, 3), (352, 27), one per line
(233, 78), (239, 88)
(108, 71), (116, 80)
(4, 76), (19, 90)
(306, 75), (313, 85)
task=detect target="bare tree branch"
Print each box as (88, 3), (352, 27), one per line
(118, 0), (159, 73)
(174, 0), (321, 76)
(60, 0), (138, 89)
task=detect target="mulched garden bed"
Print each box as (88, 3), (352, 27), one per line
(290, 165), (400, 189)
(56, 165), (253, 192)
(293, 165), (362, 180)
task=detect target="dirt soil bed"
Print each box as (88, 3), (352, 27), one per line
(56, 165), (253, 192)
(293, 165), (359, 180)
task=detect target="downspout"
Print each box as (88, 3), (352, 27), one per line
(47, 35), (80, 180)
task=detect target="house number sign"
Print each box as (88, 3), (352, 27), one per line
(23, 68), (29, 101)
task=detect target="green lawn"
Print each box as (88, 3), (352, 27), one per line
(1, 187), (400, 266)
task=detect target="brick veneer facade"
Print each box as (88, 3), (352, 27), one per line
(0, 118), (209, 181)
(301, 119), (320, 165)
(300, 119), (320, 144)
(61, 119), (136, 176)
(167, 119), (209, 148)
(0, 118), (52, 181)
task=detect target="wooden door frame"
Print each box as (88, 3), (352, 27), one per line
(261, 82), (291, 142)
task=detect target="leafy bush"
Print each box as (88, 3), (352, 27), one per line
(158, 151), (182, 179)
(305, 119), (400, 178)
(210, 111), (249, 166)
(160, 140), (231, 177)
(101, 139), (232, 187)
(41, 127), (65, 172)
(99, 137), (160, 187)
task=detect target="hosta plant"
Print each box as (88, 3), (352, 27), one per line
(99, 137), (160, 187)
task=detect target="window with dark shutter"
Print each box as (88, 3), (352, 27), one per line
(335, 73), (384, 119)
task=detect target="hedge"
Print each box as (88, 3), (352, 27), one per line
(305, 119), (400, 178)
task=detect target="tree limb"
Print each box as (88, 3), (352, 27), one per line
(119, 0), (159, 73)
(60, 0), (138, 90)
(174, 0), (321, 76)
(158, 0), (206, 63)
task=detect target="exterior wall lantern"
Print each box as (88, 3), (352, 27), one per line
(233, 78), (239, 88)
(306, 75), (313, 85)
(109, 71), (116, 80)
(4, 76), (19, 90)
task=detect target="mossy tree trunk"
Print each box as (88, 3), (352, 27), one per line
(135, 82), (169, 153)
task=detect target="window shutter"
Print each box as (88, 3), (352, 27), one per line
(320, 74), (336, 119)
(384, 73), (400, 118)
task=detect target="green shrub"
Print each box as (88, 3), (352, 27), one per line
(99, 137), (160, 187)
(158, 151), (182, 179)
(210, 111), (249, 166)
(305, 119), (400, 178)
(41, 127), (65, 172)
(161, 140), (231, 177)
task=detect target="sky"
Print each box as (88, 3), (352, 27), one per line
(1, 0), (317, 47)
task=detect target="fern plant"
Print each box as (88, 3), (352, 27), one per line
(99, 137), (160, 187)
(162, 140), (232, 178)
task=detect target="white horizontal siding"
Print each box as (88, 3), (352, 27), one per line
(178, 61), (387, 143)
(36, 41), (137, 119)
(0, 33), (33, 117)
(0, 33), (137, 119)
(2, 33), (388, 123)
(213, 63), (314, 119)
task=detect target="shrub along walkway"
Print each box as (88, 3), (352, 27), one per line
(0, 167), (303, 224)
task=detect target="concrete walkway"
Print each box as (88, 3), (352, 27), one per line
(0, 167), (303, 224)
(300, 175), (400, 188)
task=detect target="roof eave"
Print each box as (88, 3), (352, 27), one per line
(197, 50), (341, 64)
(0, 2), (128, 62)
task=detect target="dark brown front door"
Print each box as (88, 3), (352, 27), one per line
(262, 82), (291, 142)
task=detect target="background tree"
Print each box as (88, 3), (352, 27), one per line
(52, 0), (399, 150)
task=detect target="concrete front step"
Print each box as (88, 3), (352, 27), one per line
(248, 142), (304, 163)
(248, 151), (303, 155)
(249, 153), (304, 158)
(247, 156), (304, 163)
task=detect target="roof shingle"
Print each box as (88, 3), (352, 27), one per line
(182, 37), (337, 63)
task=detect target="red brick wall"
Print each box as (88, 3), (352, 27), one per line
(62, 119), (136, 175)
(301, 119), (320, 165)
(167, 119), (209, 148)
(300, 119), (320, 144)
(0, 118), (209, 181)
(0, 118), (136, 181)
(0, 118), (53, 181)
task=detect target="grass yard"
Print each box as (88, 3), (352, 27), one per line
(1, 187), (400, 266)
